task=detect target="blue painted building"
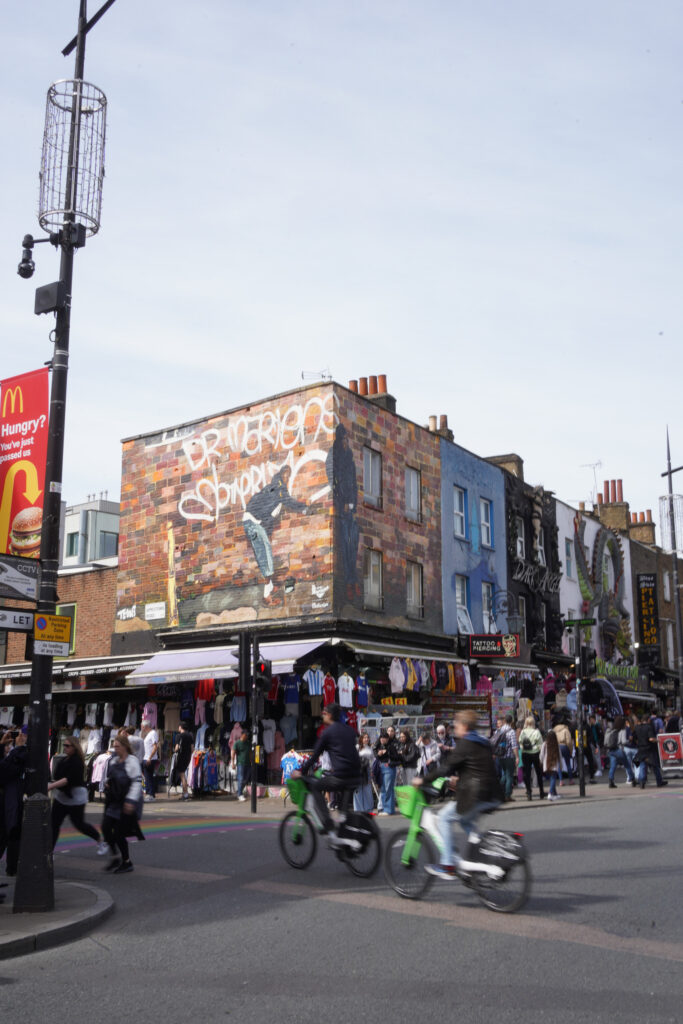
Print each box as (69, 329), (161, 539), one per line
(440, 439), (507, 637)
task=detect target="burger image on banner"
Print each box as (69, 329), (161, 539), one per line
(8, 507), (43, 558)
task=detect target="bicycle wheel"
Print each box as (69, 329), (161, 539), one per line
(471, 855), (531, 913)
(341, 815), (381, 878)
(279, 811), (317, 869)
(383, 827), (436, 899)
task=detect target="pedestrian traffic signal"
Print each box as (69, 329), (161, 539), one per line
(254, 657), (272, 689)
(580, 646), (597, 679)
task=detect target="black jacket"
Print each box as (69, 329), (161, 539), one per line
(374, 738), (401, 767)
(303, 722), (361, 780)
(397, 738), (418, 769)
(425, 734), (502, 815)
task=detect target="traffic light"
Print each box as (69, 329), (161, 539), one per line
(580, 646), (597, 679)
(254, 657), (272, 690)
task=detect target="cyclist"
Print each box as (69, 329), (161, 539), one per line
(415, 708), (503, 879)
(290, 703), (362, 847)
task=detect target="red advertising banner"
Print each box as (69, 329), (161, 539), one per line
(657, 733), (683, 773)
(0, 368), (49, 558)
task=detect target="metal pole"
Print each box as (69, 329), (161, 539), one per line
(250, 634), (258, 815)
(14, 1), (89, 914)
(576, 654), (585, 798)
(663, 430), (683, 714)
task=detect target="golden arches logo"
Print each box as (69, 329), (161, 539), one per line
(2, 386), (24, 417)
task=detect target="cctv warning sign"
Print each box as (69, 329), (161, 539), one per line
(0, 368), (49, 558)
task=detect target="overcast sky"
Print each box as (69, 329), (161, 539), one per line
(2, 1), (681, 536)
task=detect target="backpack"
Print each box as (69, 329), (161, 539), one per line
(604, 728), (618, 751)
(521, 732), (533, 752)
(493, 731), (508, 758)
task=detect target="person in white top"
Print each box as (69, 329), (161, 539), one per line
(141, 719), (160, 802)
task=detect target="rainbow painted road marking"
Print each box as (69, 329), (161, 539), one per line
(54, 815), (280, 852)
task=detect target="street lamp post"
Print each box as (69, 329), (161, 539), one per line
(661, 430), (683, 714)
(13, 1), (114, 914)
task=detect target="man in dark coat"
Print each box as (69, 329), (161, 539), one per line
(417, 709), (502, 879)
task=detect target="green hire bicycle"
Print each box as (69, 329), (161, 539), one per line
(383, 781), (531, 912)
(279, 774), (381, 878)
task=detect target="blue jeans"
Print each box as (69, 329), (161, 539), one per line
(353, 782), (374, 812)
(236, 763), (249, 796)
(437, 799), (500, 866)
(637, 756), (663, 785)
(499, 756), (516, 799)
(608, 749), (635, 783)
(548, 770), (559, 796)
(379, 765), (396, 815)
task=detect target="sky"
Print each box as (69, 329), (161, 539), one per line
(2, 1), (682, 536)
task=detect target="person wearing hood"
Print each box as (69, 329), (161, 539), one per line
(416, 709), (503, 880)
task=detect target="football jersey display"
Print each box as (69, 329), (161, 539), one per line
(355, 674), (368, 707)
(322, 674), (336, 706)
(337, 672), (354, 707)
(303, 667), (324, 696)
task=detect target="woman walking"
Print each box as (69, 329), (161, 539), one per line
(519, 716), (545, 800)
(48, 736), (103, 851)
(353, 732), (375, 812)
(540, 729), (562, 801)
(102, 734), (144, 874)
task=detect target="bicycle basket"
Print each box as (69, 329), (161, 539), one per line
(396, 785), (419, 817)
(286, 777), (307, 808)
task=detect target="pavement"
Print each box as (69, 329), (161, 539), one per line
(1, 769), (681, 960)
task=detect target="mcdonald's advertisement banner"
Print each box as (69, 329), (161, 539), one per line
(0, 368), (49, 558)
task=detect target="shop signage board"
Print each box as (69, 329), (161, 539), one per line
(0, 554), (39, 602)
(0, 606), (34, 631)
(564, 618), (596, 628)
(637, 573), (659, 648)
(658, 733), (683, 774)
(469, 634), (520, 658)
(33, 612), (71, 656)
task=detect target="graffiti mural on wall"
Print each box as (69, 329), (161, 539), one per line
(574, 513), (633, 661)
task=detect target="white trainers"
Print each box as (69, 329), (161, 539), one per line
(238, 795), (247, 802)
(97, 841), (110, 856)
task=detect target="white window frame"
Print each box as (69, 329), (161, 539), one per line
(363, 548), (384, 610)
(537, 530), (546, 566)
(455, 574), (474, 634)
(56, 602), (77, 656)
(566, 607), (577, 654)
(363, 447), (382, 509)
(454, 486), (467, 538)
(480, 498), (493, 548)
(538, 601), (547, 643)
(516, 516), (525, 559)
(406, 561), (424, 619)
(482, 582), (496, 633)
(663, 571), (671, 603)
(565, 538), (573, 578)
(405, 466), (421, 522)
(666, 621), (675, 668)
(65, 532), (79, 559)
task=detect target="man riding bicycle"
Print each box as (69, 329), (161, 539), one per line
(416, 709), (503, 879)
(290, 703), (362, 848)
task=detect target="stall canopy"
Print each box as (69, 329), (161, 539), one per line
(0, 653), (147, 682)
(330, 638), (465, 663)
(614, 688), (656, 704)
(126, 647), (239, 685)
(241, 638), (333, 674)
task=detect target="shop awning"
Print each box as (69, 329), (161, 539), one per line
(0, 653), (148, 682)
(126, 647), (238, 685)
(614, 689), (657, 704)
(245, 638), (334, 674)
(330, 638), (465, 664)
(475, 661), (538, 673)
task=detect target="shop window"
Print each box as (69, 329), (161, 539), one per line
(516, 516), (525, 559)
(405, 466), (421, 522)
(56, 603), (77, 655)
(363, 448), (382, 509)
(454, 486), (467, 538)
(407, 561), (424, 619)
(455, 574), (474, 634)
(480, 498), (493, 548)
(363, 548), (384, 610)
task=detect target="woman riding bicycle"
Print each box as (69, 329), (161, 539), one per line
(415, 709), (503, 880)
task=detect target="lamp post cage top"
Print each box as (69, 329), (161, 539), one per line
(38, 77), (107, 236)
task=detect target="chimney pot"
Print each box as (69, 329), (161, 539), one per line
(349, 379), (358, 393)
(639, 511), (645, 523)
(439, 414), (448, 431)
(378, 374), (387, 394)
(369, 375), (378, 395)
(610, 480), (617, 503)
(646, 509), (652, 522)
(617, 479), (623, 503)
(579, 501), (585, 511)
(428, 415), (437, 432)
(631, 512), (637, 524)
(597, 493), (603, 505)
(358, 377), (368, 396)
(603, 480), (610, 504)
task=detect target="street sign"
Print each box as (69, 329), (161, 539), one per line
(564, 618), (596, 628)
(0, 554), (40, 602)
(0, 606), (34, 631)
(33, 612), (71, 656)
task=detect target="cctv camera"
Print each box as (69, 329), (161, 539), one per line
(17, 251), (35, 279)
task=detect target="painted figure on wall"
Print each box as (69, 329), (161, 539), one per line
(242, 464), (310, 598)
(326, 424), (359, 589)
